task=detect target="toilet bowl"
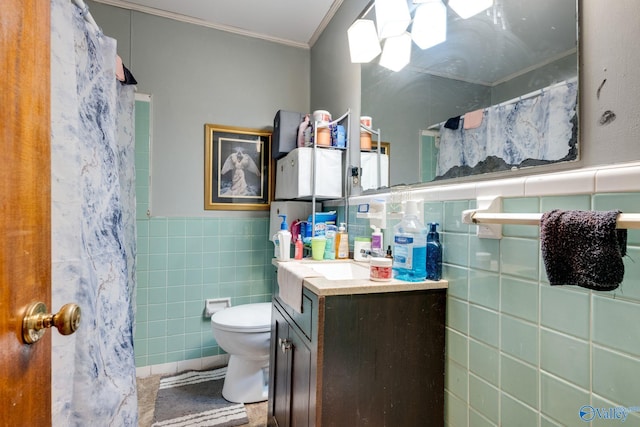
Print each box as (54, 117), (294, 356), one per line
(210, 302), (272, 403)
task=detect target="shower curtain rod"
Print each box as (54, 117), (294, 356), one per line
(467, 212), (640, 229)
(71, 0), (100, 32)
(427, 77), (577, 130)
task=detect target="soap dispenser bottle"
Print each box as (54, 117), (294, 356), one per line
(426, 222), (442, 280)
(273, 215), (292, 261)
(336, 223), (349, 259)
(370, 225), (384, 257)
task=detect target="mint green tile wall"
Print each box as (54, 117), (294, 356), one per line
(135, 216), (274, 366)
(433, 195), (640, 426)
(134, 100), (274, 367)
(421, 133), (438, 182)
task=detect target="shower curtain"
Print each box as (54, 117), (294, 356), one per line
(50, 0), (138, 425)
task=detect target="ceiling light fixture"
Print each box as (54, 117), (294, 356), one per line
(411, 0), (447, 50)
(379, 32), (412, 72)
(448, 0), (493, 19)
(374, 0), (412, 39)
(348, 0), (458, 71)
(347, 19), (382, 63)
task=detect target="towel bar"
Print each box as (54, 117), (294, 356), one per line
(466, 212), (640, 229)
(461, 196), (640, 239)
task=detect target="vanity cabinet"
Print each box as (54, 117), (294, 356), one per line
(267, 285), (446, 427)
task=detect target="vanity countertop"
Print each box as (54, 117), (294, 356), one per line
(273, 259), (448, 296)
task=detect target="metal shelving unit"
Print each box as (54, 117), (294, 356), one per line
(310, 109), (351, 238)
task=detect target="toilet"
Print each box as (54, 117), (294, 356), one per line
(210, 302), (272, 403)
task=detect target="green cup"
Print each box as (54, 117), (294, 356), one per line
(311, 237), (327, 261)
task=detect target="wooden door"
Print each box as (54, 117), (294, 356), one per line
(0, 1), (52, 426)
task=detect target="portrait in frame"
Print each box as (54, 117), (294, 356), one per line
(204, 124), (272, 211)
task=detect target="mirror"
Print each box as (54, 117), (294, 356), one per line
(360, 0), (578, 186)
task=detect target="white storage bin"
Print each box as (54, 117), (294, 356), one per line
(275, 147), (343, 200)
(361, 152), (389, 191)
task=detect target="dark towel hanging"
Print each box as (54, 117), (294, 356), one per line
(540, 210), (627, 291)
(119, 65), (137, 85)
(444, 116), (461, 130)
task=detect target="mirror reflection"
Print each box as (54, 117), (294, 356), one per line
(360, 0), (578, 187)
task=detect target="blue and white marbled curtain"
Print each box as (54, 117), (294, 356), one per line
(51, 0), (137, 425)
(436, 80), (578, 177)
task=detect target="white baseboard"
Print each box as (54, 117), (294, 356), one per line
(136, 354), (230, 378)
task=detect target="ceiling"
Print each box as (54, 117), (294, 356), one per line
(92, 0), (576, 85)
(92, 0), (342, 48)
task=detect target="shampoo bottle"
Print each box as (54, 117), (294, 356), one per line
(392, 200), (427, 282)
(336, 223), (349, 259)
(370, 225), (384, 257)
(273, 215), (292, 261)
(426, 222), (442, 280)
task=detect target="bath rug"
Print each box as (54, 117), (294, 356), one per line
(152, 367), (249, 427)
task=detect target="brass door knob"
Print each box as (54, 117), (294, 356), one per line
(22, 302), (81, 344)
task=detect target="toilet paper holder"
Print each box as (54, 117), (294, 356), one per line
(204, 298), (231, 317)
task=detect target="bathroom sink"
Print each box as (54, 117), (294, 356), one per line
(306, 261), (370, 280)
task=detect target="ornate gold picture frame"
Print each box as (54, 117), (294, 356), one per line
(204, 124), (272, 211)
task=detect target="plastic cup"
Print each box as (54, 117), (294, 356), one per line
(311, 237), (327, 261)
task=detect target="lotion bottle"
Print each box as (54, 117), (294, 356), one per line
(336, 223), (349, 259)
(273, 215), (292, 261)
(370, 225), (384, 257)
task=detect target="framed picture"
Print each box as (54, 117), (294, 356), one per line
(204, 124), (272, 211)
(379, 141), (390, 156)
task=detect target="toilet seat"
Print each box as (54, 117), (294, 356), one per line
(211, 302), (272, 333)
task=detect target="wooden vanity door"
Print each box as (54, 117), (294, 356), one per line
(289, 327), (312, 427)
(269, 303), (313, 427)
(270, 305), (293, 427)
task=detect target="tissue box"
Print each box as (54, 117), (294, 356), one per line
(361, 152), (389, 191)
(275, 147), (343, 200)
(272, 110), (304, 159)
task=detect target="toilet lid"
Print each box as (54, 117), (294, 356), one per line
(211, 302), (272, 333)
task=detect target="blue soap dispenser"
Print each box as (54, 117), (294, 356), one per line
(426, 222), (442, 281)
